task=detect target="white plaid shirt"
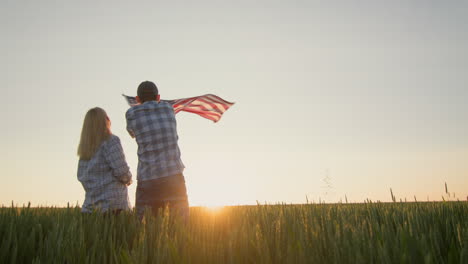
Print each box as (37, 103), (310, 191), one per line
(77, 135), (132, 213)
(126, 101), (185, 181)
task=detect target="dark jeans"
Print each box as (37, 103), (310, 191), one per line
(136, 173), (189, 220)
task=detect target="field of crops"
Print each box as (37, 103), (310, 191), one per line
(0, 202), (466, 263)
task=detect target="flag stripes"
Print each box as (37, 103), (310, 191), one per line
(122, 94), (234, 123)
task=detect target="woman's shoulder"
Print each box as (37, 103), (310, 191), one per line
(101, 134), (121, 148)
(107, 134), (121, 144)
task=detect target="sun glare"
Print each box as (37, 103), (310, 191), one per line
(204, 205), (225, 212)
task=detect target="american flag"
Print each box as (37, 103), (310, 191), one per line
(122, 94), (234, 123)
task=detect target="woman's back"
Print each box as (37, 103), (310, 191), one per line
(77, 108), (132, 213)
(78, 135), (132, 212)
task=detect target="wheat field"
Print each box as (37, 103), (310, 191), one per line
(0, 202), (467, 263)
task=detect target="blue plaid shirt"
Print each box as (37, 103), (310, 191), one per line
(77, 135), (132, 213)
(126, 101), (185, 181)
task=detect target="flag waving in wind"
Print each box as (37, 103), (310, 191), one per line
(122, 94), (234, 123)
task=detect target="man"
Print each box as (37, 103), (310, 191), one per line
(126, 81), (188, 219)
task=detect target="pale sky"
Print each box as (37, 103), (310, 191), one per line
(1, 1), (467, 207)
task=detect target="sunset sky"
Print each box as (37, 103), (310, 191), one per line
(1, 1), (467, 207)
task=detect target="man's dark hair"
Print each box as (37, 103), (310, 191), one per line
(137, 81), (159, 103)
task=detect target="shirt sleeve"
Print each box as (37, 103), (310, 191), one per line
(103, 135), (133, 185)
(125, 110), (135, 138)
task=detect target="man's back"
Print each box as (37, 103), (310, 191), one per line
(126, 101), (185, 181)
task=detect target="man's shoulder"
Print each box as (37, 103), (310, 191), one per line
(128, 101), (173, 113)
(149, 100), (172, 109)
(125, 106), (136, 118)
(158, 101), (172, 107)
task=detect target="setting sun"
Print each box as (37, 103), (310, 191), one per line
(203, 205), (225, 213)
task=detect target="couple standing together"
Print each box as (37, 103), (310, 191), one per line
(77, 81), (188, 219)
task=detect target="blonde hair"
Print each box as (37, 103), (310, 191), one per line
(77, 107), (111, 160)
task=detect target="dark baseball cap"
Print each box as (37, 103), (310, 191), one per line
(137, 81), (158, 99)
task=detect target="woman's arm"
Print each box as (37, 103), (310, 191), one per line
(104, 135), (133, 185)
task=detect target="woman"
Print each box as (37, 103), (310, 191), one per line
(77, 107), (132, 213)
